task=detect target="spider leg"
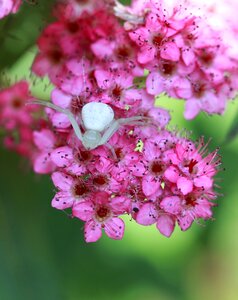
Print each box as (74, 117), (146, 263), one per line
(117, 116), (151, 126)
(105, 143), (117, 160)
(98, 120), (120, 146)
(98, 116), (151, 147)
(29, 100), (83, 141)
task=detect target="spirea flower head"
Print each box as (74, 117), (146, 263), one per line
(28, 78), (221, 242)
(116, 0), (238, 119)
(46, 118), (221, 242)
(0, 0), (226, 244)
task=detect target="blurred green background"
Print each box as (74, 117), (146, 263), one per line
(1, 1), (238, 300)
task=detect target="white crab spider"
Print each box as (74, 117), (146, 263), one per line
(32, 100), (148, 150)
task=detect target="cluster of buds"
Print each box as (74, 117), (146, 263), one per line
(0, 0), (233, 242)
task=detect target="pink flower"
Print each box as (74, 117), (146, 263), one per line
(94, 69), (142, 110)
(0, 0), (223, 244)
(72, 191), (129, 242)
(51, 171), (93, 210)
(0, 0), (22, 19)
(136, 202), (176, 237)
(33, 129), (58, 174)
(164, 139), (220, 192)
(123, 0), (238, 118)
(0, 81), (37, 130)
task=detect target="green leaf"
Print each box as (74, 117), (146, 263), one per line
(0, 0), (55, 70)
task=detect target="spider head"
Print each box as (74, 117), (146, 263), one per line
(82, 130), (102, 150)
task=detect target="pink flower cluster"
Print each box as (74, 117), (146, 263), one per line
(116, 0), (238, 119)
(0, 0), (225, 242)
(0, 81), (41, 158)
(32, 109), (220, 242)
(31, 0), (238, 119)
(0, 0), (22, 19)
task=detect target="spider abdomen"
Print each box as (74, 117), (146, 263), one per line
(82, 102), (114, 132)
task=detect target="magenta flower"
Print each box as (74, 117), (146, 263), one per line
(72, 191), (129, 242)
(0, 0), (226, 243)
(0, 81), (36, 130)
(0, 0), (22, 19)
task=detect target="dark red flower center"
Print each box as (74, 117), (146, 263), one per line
(67, 21), (79, 34)
(77, 150), (93, 162)
(159, 60), (176, 76)
(75, 0), (89, 3)
(152, 34), (163, 48)
(192, 81), (206, 98)
(116, 46), (131, 60)
(112, 84), (123, 99)
(96, 206), (110, 220)
(93, 175), (108, 186)
(150, 160), (164, 176)
(186, 159), (198, 174)
(185, 194), (197, 207)
(199, 50), (214, 66)
(115, 147), (124, 160)
(73, 182), (89, 197)
(11, 98), (23, 109)
(71, 96), (83, 115)
(48, 49), (63, 64)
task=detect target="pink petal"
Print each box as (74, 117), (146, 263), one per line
(184, 100), (201, 120)
(160, 196), (182, 215)
(142, 175), (161, 196)
(194, 176), (213, 189)
(51, 146), (73, 167)
(110, 196), (130, 214)
(182, 48), (195, 66)
(93, 191), (110, 206)
(129, 27), (150, 44)
(51, 191), (74, 210)
(146, 72), (164, 95)
(148, 107), (171, 128)
(160, 42), (180, 61)
(51, 171), (74, 191)
(194, 199), (213, 219)
(65, 163), (86, 176)
(72, 201), (94, 221)
(138, 46), (156, 64)
(33, 152), (55, 174)
(104, 217), (125, 240)
(32, 55), (52, 76)
(156, 215), (175, 237)
(146, 13), (162, 31)
(172, 77), (192, 99)
(60, 76), (84, 95)
(136, 202), (158, 226)
(51, 89), (71, 108)
(84, 220), (102, 243)
(177, 177), (193, 195)
(91, 39), (114, 59)
(52, 112), (71, 128)
(164, 166), (179, 183)
(66, 59), (91, 77)
(33, 129), (55, 151)
(94, 70), (111, 90)
(129, 161), (146, 177)
(178, 215), (193, 231)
